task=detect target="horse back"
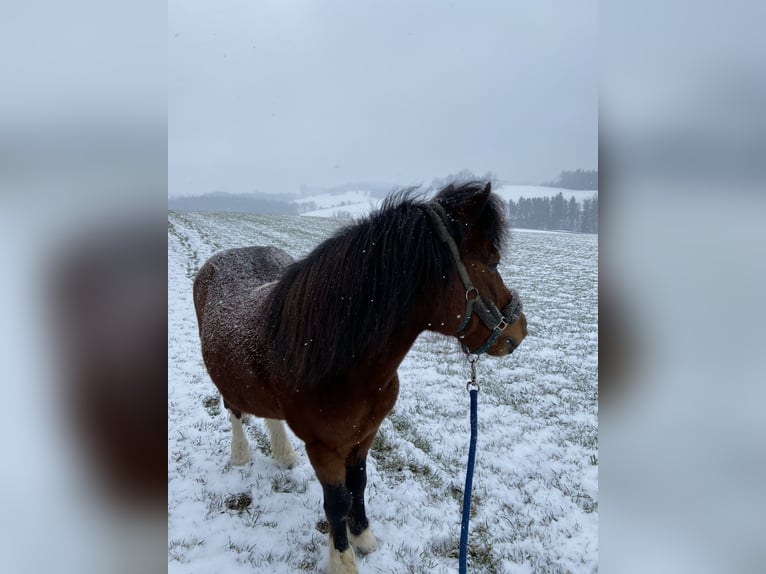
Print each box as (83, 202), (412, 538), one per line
(193, 246), (293, 322)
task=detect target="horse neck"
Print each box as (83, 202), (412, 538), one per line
(348, 284), (448, 383)
(386, 280), (456, 361)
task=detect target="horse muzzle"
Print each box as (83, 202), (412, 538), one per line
(488, 311), (527, 357)
(462, 290), (527, 356)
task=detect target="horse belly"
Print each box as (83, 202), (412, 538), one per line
(201, 336), (285, 420)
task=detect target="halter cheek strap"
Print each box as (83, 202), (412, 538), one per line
(426, 203), (523, 355)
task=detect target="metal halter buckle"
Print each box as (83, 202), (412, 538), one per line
(466, 355), (480, 391)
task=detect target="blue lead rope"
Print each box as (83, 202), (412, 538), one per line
(459, 385), (479, 573)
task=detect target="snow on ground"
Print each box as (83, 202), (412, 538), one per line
(168, 210), (598, 573)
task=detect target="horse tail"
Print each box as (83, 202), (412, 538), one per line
(192, 261), (214, 335)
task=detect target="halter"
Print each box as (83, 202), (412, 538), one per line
(427, 203), (523, 355)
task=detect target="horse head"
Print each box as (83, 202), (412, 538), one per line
(429, 181), (528, 357)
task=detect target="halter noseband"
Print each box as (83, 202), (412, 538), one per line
(426, 203), (523, 356)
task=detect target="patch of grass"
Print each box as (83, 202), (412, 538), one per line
(469, 519), (504, 573)
(297, 529), (324, 572)
(433, 450), (461, 469)
(390, 411), (435, 455)
(411, 434), (433, 454)
(202, 394), (221, 417)
(271, 474), (308, 494)
(226, 537), (256, 554)
(203, 490), (225, 516)
(371, 428), (441, 490)
(389, 412), (413, 433)
(499, 503), (535, 544)
(248, 424), (273, 457)
(394, 542), (440, 572)
(575, 492), (598, 514)
(370, 430), (408, 480)
(224, 492), (252, 512)
(170, 449), (192, 473)
(168, 537), (206, 563)
(315, 519), (329, 534)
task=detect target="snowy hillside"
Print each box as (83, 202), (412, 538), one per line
(290, 190), (381, 217)
(168, 210), (598, 573)
(293, 185), (597, 219)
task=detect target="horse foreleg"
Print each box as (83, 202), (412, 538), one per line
(346, 457), (377, 554)
(324, 483), (358, 574)
(264, 419), (297, 468)
(307, 444), (358, 574)
(228, 409), (250, 465)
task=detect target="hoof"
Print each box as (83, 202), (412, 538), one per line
(276, 450), (297, 469)
(230, 445), (250, 465)
(329, 537), (358, 574)
(350, 528), (377, 554)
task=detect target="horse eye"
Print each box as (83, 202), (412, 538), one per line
(488, 262), (499, 271)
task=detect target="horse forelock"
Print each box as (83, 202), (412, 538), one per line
(433, 180), (509, 252)
(264, 181), (506, 387)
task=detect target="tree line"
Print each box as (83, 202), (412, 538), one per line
(507, 192), (598, 233)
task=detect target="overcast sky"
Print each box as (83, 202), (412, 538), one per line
(169, 0), (597, 197)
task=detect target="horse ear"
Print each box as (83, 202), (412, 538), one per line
(460, 182), (492, 222)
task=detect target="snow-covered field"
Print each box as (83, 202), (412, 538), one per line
(168, 210), (598, 573)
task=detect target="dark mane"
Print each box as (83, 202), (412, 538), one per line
(265, 181), (506, 386)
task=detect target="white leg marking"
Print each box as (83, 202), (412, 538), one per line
(349, 527), (377, 554)
(265, 418), (297, 468)
(328, 535), (358, 574)
(229, 410), (250, 465)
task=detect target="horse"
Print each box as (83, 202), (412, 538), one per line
(193, 181), (527, 573)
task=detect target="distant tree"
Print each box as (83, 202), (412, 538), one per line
(507, 192), (596, 233)
(507, 198), (517, 226)
(530, 197), (550, 229)
(516, 197), (531, 228)
(591, 193), (598, 233)
(551, 192), (566, 230)
(581, 194), (598, 233)
(567, 195), (580, 231)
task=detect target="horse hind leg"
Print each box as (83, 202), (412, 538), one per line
(264, 419), (297, 468)
(224, 401), (250, 465)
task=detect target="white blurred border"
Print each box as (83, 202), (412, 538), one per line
(602, 2), (766, 572)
